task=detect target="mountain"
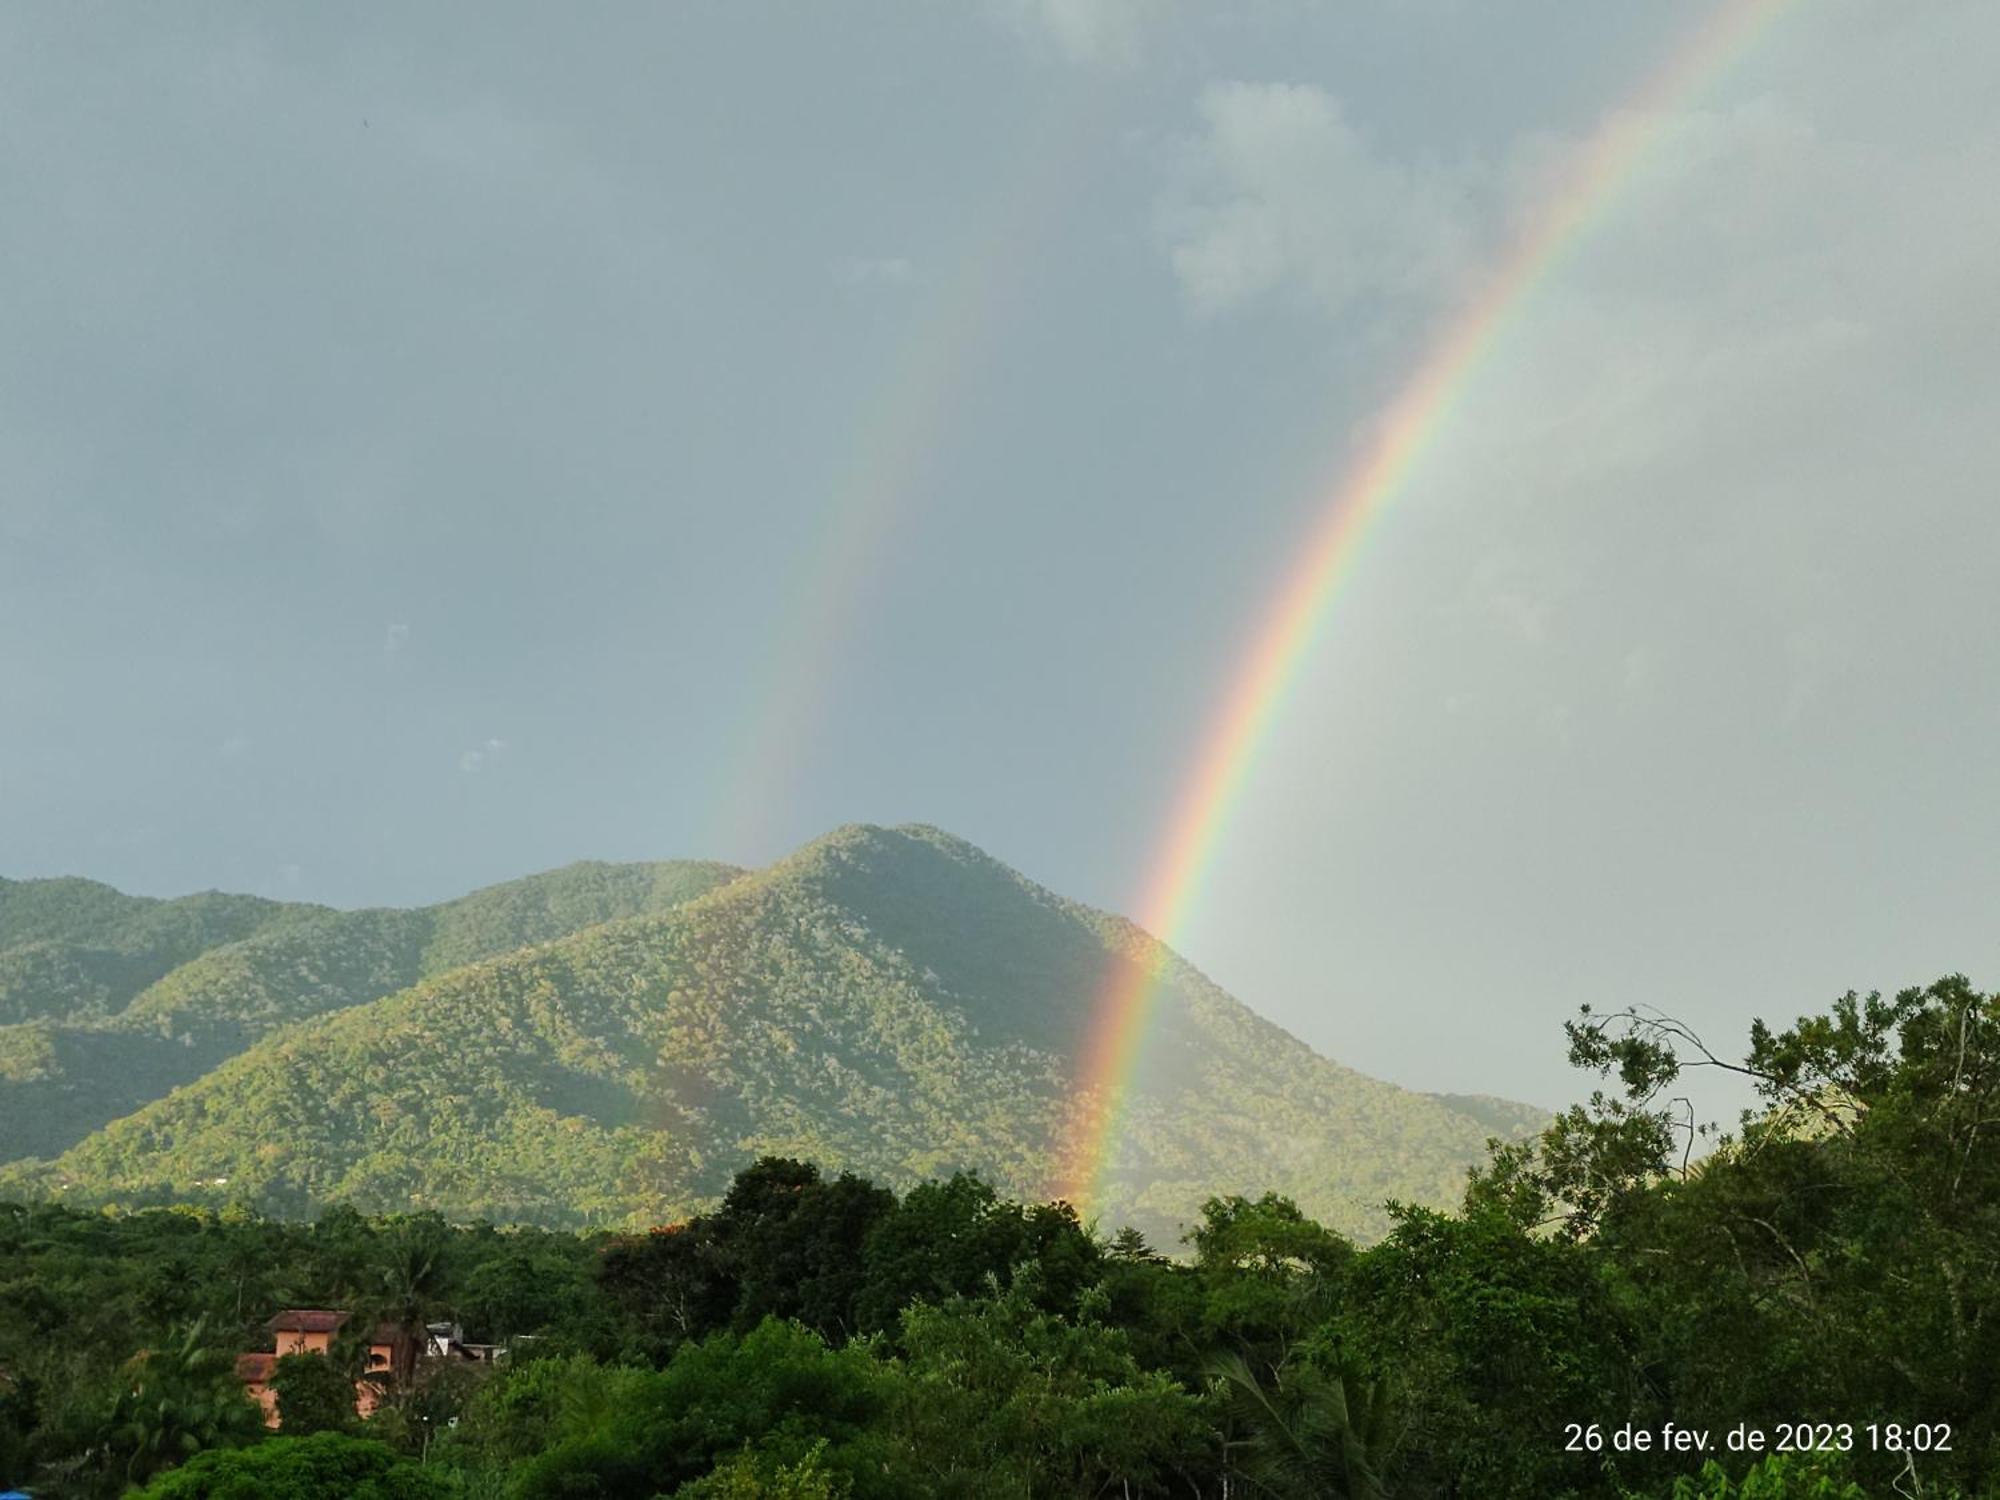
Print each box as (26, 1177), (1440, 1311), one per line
(0, 877), (324, 1026)
(0, 860), (742, 1160)
(0, 827), (1534, 1242)
(1424, 1091), (1552, 1139)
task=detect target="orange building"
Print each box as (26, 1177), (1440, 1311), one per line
(235, 1309), (402, 1427)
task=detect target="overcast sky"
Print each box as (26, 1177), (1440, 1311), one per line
(3, 1), (1995, 1111)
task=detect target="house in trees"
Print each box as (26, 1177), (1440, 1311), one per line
(427, 1320), (502, 1362)
(234, 1309), (403, 1427)
(236, 1308), (497, 1427)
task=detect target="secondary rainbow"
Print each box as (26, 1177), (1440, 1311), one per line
(1057, 0), (1795, 1210)
(706, 92), (1114, 860)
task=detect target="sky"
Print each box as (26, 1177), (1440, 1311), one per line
(3, 0), (1996, 1113)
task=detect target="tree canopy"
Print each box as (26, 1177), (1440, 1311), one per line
(0, 973), (1992, 1497)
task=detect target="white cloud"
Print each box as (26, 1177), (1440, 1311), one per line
(1176, 26), (2000, 1105)
(1159, 81), (1480, 319)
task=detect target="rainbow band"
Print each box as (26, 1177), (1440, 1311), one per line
(707, 92), (1115, 859)
(1058, 0), (1793, 1211)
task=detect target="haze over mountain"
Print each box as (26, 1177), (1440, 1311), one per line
(0, 825), (1538, 1242)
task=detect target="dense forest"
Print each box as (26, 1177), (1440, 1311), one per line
(0, 974), (1990, 1497)
(0, 827), (1538, 1243)
(0, 859), (743, 1162)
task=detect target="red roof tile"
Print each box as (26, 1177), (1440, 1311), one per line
(266, 1309), (349, 1334)
(235, 1352), (276, 1382)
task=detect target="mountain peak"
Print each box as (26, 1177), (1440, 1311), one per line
(0, 830), (1539, 1242)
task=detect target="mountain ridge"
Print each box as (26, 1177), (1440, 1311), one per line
(0, 858), (744, 1159)
(0, 826), (1536, 1242)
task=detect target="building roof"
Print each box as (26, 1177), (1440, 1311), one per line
(235, 1352), (276, 1382)
(266, 1309), (349, 1334)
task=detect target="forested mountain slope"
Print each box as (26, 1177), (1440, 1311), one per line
(4, 826), (1531, 1242)
(0, 877), (324, 1026)
(0, 860), (741, 1159)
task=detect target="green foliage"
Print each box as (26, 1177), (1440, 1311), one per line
(2, 828), (1525, 1241)
(0, 1367), (36, 1489)
(106, 1318), (267, 1483)
(675, 1440), (850, 1498)
(270, 1351), (356, 1436)
(597, 1158), (1108, 1357)
(502, 1320), (909, 1500)
(708, 1159), (899, 1338)
(130, 1429), (454, 1499)
(0, 869), (1992, 1500)
(0, 1198), (606, 1493)
(853, 1173), (1101, 1333)
(1337, 1206), (1630, 1497)
(1207, 1349), (1396, 1500)
(1186, 1192), (1352, 1361)
(890, 1283), (1208, 1498)
(0, 859), (741, 1165)
(0, 878), (310, 1007)
(1658, 1453), (1868, 1499)
(1471, 976), (2000, 1497)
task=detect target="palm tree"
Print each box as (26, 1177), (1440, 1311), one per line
(108, 1317), (264, 1483)
(216, 1229), (273, 1329)
(1208, 1349), (1401, 1500)
(372, 1221), (452, 1393)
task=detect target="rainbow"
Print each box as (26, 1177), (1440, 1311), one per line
(707, 91), (1114, 860)
(1056, 0), (1794, 1210)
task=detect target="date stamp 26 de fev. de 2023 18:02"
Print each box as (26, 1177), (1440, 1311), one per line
(1563, 1421), (1954, 1458)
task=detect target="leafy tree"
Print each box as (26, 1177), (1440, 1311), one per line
(855, 1173), (1100, 1334)
(1106, 1225), (1157, 1262)
(1208, 1348), (1397, 1500)
(713, 1160), (897, 1340)
(269, 1351), (355, 1436)
(0, 1370), (35, 1489)
(597, 1217), (739, 1358)
(130, 1429), (453, 1499)
(1658, 1453), (1869, 1499)
(674, 1440), (850, 1499)
(434, 1351), (654, 1482)
(3, 968), (1999, 1499)
(370, 1217), (454, 1391)
(455, 1232), (602, 1348)
(1188, 1192), (1353, 1373)
(505, 1320), (911, 1500)
(890, 1283), (1208, 1498)
(106, 1317), (266, 1484)
(368, 1360), (484, 1462)
(1336, 1206), (1631, 1497)
(1470, 977), (2000, 1497)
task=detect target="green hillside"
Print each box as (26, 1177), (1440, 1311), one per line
(5, 826), (1534, 1243)
(1425, 1091), (1552, 1138)
(0, 877), (325, 1025)
(0, 860), (742, 1160)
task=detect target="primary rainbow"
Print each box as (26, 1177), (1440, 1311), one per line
(1056, 0), (1794, 1210)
